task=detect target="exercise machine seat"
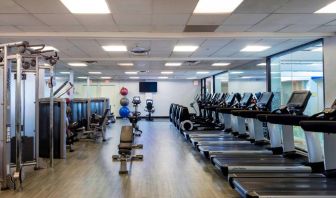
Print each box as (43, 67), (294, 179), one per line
(118, 126), (133, 155)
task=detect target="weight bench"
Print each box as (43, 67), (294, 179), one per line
(112, 125), (143, 174)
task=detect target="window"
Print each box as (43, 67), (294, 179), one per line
(214, 72), (228, 93)
(270, 40), (324, 150)
(205, 77), (213, 94)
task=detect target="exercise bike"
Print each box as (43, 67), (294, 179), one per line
(129, 96), (143, 136)
(144, 99), (155, 121)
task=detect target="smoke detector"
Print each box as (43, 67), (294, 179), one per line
(130, 46), (150, 56)
(85, 60), (98, 64)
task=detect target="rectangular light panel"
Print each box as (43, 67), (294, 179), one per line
(165, 62), (182, 66)
(68, 62), (87, 67)
(212, 63), (230, 66)
(241, 45), (270, 52)
(193, 0), (244, 14)
(173, 45), (199, 52)
(102, 45), (127, 52)
(315, 1), (336, 13)
(60, 0), (111, 14)
(125, 71), (138, 75)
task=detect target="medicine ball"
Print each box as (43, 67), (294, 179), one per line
(120, 87), (128, 96)
(120, 97), (129, 106)
(119, 106), (130, 118)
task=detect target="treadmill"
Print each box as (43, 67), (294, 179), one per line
(207, 91), (312, 170)
(179, 93), (236, 140)
(230, 100), (336, 198)
(190, 92), (273, 148)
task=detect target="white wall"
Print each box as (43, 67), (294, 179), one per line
(228, 80), (266, 94)
(74, 80), (201, 117)
(323, 37), (336, 107)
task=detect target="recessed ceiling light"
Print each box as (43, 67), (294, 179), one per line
(59, 71), (70, 74)
(193, 0), (243, 14)
(257, 63), (267, 66)
(102, 45), (127, 52)
(125, 71), (138, 75)
(31, 46), (58, 52)
(101, 76), (112, 79)
(161, 71), (174, 74)
(60, 0), (110, 14)
(118, 63), (134, 66)
(187, 77), (197, 80)
(165, 62), (182, 67)
(158, 76), (168, 79)
(77, 76), (88, 79)
(196, 71), (210, 74)
(315, 1), (336, 13)
(230, 71), (244, 74)
(173, 45), (199, 52)
(88, 71), (102, 74)
(311, 47), (323, 52)
(68, 62), (88, 67)
(129, 76), (139, 79)
(212, 63), (230, 66)
(241, 45), (270, 52)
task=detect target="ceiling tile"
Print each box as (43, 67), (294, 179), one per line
(278, 24), (319, 32)
(152, 14), (190, 25)
(16, 25), (54, 32)
(274, 0), (336, 14)
(153, 0), (198, 14)
(14, 0), (69, 13)
(310, 25), (336, 32)
(188, 14), (229, 25)
(50, 25), (85, 32)
(215, 25), (251, 32)
(118, 25), (152, 32)
(108, 0), (152, 14)
(201, 39), (233, 47)
(34, 14), (80, 26)
(223, 14), (267, 25)
(83, 25), (118, 32)
(152, 25), (185, 32)
(248, 23), (288, 32)
(0, 25), (21, 32)
(0, 14), (44, 26)
(0, 0), (27, 13)
(235, 0), (289, 14)
(75, 14), (116, 26)
(113, 14), (151, 25)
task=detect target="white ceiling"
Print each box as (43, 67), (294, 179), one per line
(0, 0), (335, 79)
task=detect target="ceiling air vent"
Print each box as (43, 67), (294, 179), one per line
(130, 46), (150, 56)
(85, 60), (98, 64)
(184, 25), (219, 32)
(184, 60), (200, 66)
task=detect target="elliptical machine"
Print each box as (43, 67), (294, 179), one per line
(129, 96), (142, 136)
(144, 99), (155, 121)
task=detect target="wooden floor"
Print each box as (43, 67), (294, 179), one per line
(0, 119), (238, 198)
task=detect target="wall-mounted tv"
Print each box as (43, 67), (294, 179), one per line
(139, 82), (157, 93)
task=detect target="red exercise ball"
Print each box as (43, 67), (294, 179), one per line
(120, 87), (128, 96)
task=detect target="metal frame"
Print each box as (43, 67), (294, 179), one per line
(0, 41), (58, 191)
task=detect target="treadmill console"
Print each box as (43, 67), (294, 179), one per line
(286, 90), (312, 115)
(256, 92), (274, 110)
(240, 93), (253, 108)
(225, 94), (235, 107)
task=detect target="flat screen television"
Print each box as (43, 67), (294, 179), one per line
(139, 82), (157, 93)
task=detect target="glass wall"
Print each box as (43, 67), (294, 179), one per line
(205, 76), (213, 94)
(270, 40), (324, 150)
(214, 72), (229, 93)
